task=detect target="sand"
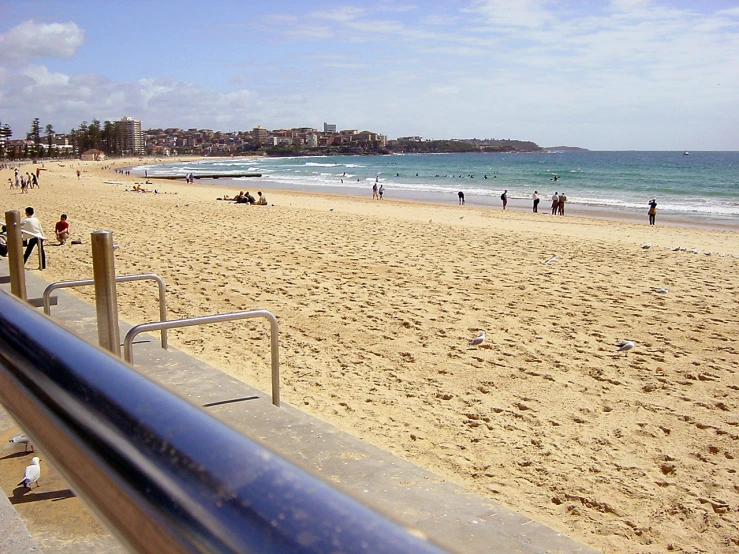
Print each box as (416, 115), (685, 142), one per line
(2, 158), (738, 553)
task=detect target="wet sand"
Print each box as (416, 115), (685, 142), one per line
(2, 158), (738, 553)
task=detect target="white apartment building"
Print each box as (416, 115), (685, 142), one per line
(118, 116), (144, 155)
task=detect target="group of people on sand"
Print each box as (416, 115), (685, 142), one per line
(372, 182), (384, 200)
(223, 191), (268, 205)
(549, 192), (567, 215)
(8, 167), (40, 193)
(0, 207), (74, 267)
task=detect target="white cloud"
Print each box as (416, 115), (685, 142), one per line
(0, 20), (84, 60)
(468, 0), (556, 29)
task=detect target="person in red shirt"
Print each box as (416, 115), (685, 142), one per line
(55, 214), (70, 245)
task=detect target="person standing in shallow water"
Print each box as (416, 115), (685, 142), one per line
(648, 199), (657, 225)
(532, 191), (539, 213)
(501, 189), (508, 210)
(458, 191), (465, 205)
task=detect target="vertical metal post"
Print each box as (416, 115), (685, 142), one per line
(5, 210), (27, 301)
(269, 315), (280, 407)
(91, 231), (120, 356)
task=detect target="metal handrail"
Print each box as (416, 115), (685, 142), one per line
(0, 290), (445, 554)
(43, 273), (168, 349)
(124, 310), (280, 407)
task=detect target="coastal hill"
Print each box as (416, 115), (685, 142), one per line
(543, 146), (590, 152)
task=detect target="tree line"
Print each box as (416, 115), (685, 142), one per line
(0, 117), (129, 159)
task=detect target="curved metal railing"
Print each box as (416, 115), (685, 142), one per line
(43, 273), (168, 349)
(124, 310), (280, 407)
(0, 290), (445, 554)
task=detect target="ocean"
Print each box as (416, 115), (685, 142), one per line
(135, 151), (739, 226)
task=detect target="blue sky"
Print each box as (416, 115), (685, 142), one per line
(1, 0), (737, 150)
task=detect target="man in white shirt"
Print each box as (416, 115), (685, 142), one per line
(21, 206), (46, 268)
(532, 191), (540, 213)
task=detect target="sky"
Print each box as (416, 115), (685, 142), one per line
(0, 0), (737, 150)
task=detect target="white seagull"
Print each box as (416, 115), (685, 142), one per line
(468, 330), (486, 347)
(8, 434), (33, 452)
(615, 340), (635, 353)
(652, 287), (669, 294)
(18, 457), (41, 489)
(642, 244), (651, 249)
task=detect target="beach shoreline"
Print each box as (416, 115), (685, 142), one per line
(2, 158), (738, 554)
(130, 150), (739, 232)
(193, 177), (738, 231)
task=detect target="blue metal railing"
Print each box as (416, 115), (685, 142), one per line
(0, 290), (446, 553)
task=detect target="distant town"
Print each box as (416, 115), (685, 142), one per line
(0, 116), (583, 160)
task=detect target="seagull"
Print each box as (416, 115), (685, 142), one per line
(652, 288), (669, 294)
(543, 255), (558, 265)
(615, 340), (635, 353)
(642, 244), (651, 249)
(8, 434), (33, 453)
(18, 457), (41, 489)
(468, 330), (486, 347)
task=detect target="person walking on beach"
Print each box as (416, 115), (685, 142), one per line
(551, 192), (559, 215)
(458, 191), (465, 205)
(532, 191), (539, 213)
(501, 189), (508, 210)
(21, 207), (46, 268)
(372, 182), (378, 199)
(378, 184), (384, 199)
(558, 192), (567, 215)
(648, 199), (657, 225)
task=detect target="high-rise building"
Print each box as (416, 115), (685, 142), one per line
(117, 116), (144, 155)
(323, 122), (337, 133)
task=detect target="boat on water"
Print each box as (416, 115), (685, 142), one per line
(683, 151), (690, 155)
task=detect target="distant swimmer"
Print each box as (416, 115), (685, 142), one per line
(551, 174), (560, 182)
(484, 175), (487, 179)
(458, 191), (465, 205)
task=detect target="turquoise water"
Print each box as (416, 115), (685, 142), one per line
(137, 151), (739, 223)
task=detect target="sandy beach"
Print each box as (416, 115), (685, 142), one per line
(2, 158), (738, 553)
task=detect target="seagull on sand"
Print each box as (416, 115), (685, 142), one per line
(468, 330), (486, 347)
(8, 434), (33, 453)
(615, 340), (635, 354)
(18, 457), (41, 488)
(652, 287), (669, 294)
(642, 243), (651, 249)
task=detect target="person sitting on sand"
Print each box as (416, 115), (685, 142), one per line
(256, 191), (267, 205)
(55, 214), (70, 245)
(234, 191), (246, 203)
(244, 191), (256, 205)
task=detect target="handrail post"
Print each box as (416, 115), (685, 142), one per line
(5, 210), (27, 301)
(91, 231), (120, 356)
(268, 313), (280, 406)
